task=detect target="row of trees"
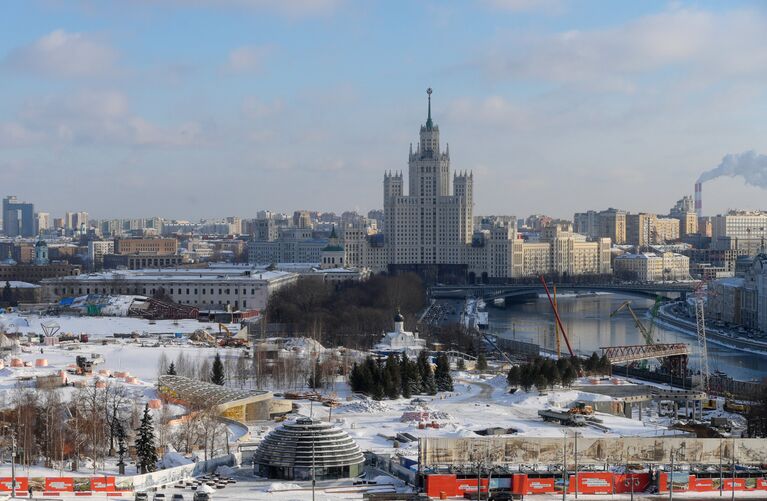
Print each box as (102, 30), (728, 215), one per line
(507, 353), (611, 391)
(349, 352), (454, 400)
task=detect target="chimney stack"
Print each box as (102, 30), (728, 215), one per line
(694, 181), (702, 218)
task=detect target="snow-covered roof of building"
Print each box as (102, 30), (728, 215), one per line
(41, 266), (295, 283)
(3, 281), (40, 289)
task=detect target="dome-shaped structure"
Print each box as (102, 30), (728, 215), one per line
(253, 417), (364, 480)
(394, 310), (404, 323)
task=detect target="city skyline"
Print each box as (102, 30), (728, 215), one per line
(3, 1), (767, 219)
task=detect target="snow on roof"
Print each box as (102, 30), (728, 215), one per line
(42, 266), (295, 283)
(4, 281), (40, 289)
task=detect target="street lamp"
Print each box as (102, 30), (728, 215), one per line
(1, 425), (17, 499)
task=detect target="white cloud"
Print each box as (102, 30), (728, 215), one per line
(149, 0), (343, 17)
(481, 7), (767, 90)
(224, 45), (272, 74)
(5, 90), (204, 148)
(480, 0), (564, 14)
(4, 29), (118, 78)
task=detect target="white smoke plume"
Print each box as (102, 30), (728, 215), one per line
(698, 151), (767, 187)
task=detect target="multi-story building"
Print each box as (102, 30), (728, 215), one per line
(0, 261), (81, 283)
(573, 210), (599, 239)
(114, 237), (178, 255)
(708, 255), (767, 333)
(613, 251), (690, 281)
(573, 208), (627, 243)
(34, 212), (51, 234)
(41, 265), (297, 310)
(2, 196), (35, 237)
(88, 240), (115, 269)
(383, 90), (473, 275)
(65, 211), (89, 232)
(248, 227), (327, 264)
(626, 213), (680, 247)
(711, 211), (767, 254)
(343, 91), (611, 282)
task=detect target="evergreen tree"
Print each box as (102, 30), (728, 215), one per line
(308, 361), (323, 389)
(456, 357), (466, 371)
(383, 354), (401, 399)
(418, 351), (437, 395)
(434, 353), (454, 392)
(2, 281), (17, 307)
(407, 356), (422, 395)
(585, 352), (600, 373)
(533, 373), (549, 392)
(507, 365), (521, 387)
(476, 353), (488, 371)
(562, 365), (578, 387)
(598, 354), (611, 374)
(349, 362), (363, 393)
(135, 404), (157, 474)
(115, 420), (128, 472)
(166, 362), (176, 376)
(400, 354), (412, 399)
(210, 353), (225, 385)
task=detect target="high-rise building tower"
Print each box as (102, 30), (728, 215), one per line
(2, 196), (35, 237)
(384, 89), (473, 268)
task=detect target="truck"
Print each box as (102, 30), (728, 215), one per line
(538, 408), (586, 426)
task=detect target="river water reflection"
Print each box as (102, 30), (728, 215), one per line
(490, 293), (765, 382)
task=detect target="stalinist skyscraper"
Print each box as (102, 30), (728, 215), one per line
(384, 89), (473, 274)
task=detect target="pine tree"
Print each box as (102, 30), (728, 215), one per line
(434, 353), (454, 392)
(115, 420), (128, 473)
(167, 362), (176, 376)
(308, 361), (323, 390)
(384, 354), (401, 399)
(407, 356), (422, 395)
(211, 353), (225, 385)
(476, 353), (488, 371)
(2, 281), (16, 307)
(507, 365), (521, 387)
(400, 354), (412, 399)
(598, 354), (611, 374)
(418, 351), (437, 395)
(135, 404), (157, 474)
(456, 357), (466, 371)
(534, 373), (549, 392)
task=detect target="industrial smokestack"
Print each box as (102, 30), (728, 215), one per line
(694, 181), (702, 218)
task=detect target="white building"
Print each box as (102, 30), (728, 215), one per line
(613, 251), (690, 281)
(344, 91), (610, 281)
(712, 211), (767, 252)
(41, 265), (297, 311)
(373, 311), (426, 356)
(88, 240), (115, 268)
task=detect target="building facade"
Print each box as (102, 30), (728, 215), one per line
(114, 237), (178, 255)
(41, 266), (297, 310)
(613, 252), (690, 281)
(2, 196), (34, 237)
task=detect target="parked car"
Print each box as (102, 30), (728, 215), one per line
(193, 493), (210, 501)
(171, 494), (185, 501)
(135, 493), (149, 501)
(153, 494), (166, 501)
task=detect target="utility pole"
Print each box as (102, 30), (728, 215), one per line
(669, 448), (674, 501)
(719, 438), (723, 497)
(562, 432), (567, 501)
(574, 432), (579, 499)
(731, 443), (735, 501)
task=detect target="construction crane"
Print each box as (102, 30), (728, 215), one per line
(553, 285), (561, 358)
(539, 276), (574, 357)
(693, 282), (710, 392)
(610, 298), (661, 346)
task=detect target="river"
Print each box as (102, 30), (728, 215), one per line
(489, 293), (765, 382)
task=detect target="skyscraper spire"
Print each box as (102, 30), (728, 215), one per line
(426, 87), (433, 130)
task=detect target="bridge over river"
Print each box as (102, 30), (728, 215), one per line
(429, 282), (698, 301)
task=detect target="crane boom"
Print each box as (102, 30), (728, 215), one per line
(610, 300), (654, 345)
(539, 276), (574, 357)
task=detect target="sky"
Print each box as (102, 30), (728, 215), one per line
(2, 0), (767, 220)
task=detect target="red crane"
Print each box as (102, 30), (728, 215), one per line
(539, 275), (575, 357)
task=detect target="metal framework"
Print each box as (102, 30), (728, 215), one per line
(599, 343), (689, 364)
(694, 296), (710, 392)
(158, 375), (268, 405)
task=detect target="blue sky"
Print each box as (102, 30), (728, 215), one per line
(2, 0), (767, 219)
